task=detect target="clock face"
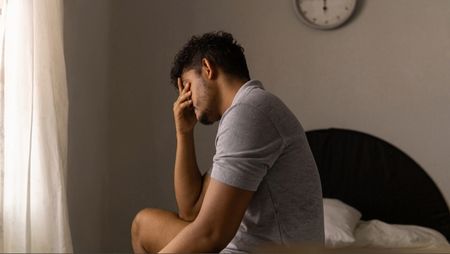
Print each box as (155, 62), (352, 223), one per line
(294, 0), (357, 30)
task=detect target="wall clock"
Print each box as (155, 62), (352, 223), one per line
(293, 0), (358, 30)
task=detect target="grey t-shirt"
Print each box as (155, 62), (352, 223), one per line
(210, 80), (324, 253)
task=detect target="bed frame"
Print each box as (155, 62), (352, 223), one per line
(306, 128), (450, 241)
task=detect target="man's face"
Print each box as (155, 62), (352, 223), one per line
(181, 69), (218, 125)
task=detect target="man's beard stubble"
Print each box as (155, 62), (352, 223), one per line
(199, 113), (213, 125)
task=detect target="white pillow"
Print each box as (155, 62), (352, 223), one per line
(354, 219), (450, 248)
(323, 198), (362, 247)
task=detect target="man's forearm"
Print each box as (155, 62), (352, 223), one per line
(160, 179), (252, 253)
(159, 220), (226, 253)
(174, 132), (203, 220)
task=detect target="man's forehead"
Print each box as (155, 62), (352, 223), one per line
(180, 69), (197, 83)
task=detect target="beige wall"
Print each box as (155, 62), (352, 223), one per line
(64, 0), (110, 252)
(64, 0), (450, 252)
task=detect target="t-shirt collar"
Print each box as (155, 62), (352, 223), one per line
(231, 80), (264, 106)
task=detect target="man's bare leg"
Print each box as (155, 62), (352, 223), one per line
(131, 208), (190, 253)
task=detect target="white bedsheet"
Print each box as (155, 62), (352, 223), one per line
(353, 219), (449, 249)
(324, 198), (450, 251)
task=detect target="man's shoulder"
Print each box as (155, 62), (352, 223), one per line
(234, 82), (277, 105)
(231, 89), (285, 121)
(234, 85), (295, 122)
(220, 101), (270, 129)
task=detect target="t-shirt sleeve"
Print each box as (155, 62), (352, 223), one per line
(211, 104), (284, 191)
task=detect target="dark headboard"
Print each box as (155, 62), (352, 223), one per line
(306, 128), (450, 240)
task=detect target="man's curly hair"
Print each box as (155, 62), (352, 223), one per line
(170, 31), (250, 88)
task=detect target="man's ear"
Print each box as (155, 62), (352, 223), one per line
(201, 58), (216, 80)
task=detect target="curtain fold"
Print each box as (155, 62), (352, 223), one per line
(0, 0), (73, 252)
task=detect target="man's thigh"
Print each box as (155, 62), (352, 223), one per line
(132, 208), (189, 253)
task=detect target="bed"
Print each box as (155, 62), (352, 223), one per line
(304, 128), (450, 252)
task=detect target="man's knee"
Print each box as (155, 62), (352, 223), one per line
(132, 208), (158, 240)
(131, 208), (158, 251)
(131, 208), (188, 253)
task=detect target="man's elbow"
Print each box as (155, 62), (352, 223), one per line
(198, 224), (235, 252)
(212, 235), (232, 252)
(194, 230), (231, 252)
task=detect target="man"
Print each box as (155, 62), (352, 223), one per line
(131, 31), (324, 253)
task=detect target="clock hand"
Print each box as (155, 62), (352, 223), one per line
(323, 0), (328, 12)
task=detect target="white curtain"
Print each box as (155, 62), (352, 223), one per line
(0, 0), (73, 252)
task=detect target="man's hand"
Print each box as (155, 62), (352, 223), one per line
(173, 78), (197, 135)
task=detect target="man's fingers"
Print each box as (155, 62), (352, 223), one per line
(182, 82), (190, 94)
(181, 99), (193, 108)
(177, 77), (183, 94)
(173, 98), (193, 112)
(177, 91), (192, 103)
(174, 79), (193, 113)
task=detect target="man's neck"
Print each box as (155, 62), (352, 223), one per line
(217, 78), (248, 116)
